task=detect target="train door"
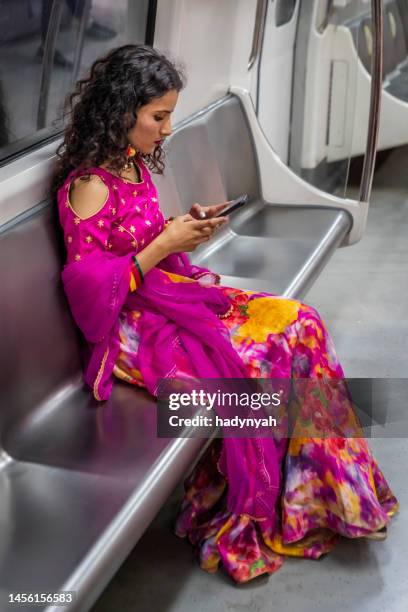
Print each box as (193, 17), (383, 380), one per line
(253, 0), (366, 198)
(255, 0), (299, 165)
(252, 0), (408, 201)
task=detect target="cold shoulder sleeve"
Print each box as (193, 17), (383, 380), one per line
(59, 174), (114, 264)
(57, 171), (142, 346)
(58, 173), (140, 292)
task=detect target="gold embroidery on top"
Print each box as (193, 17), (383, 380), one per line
(75, 254), (81, 261)
(98, 219), (105, 228)
(85, 235), (93, 243)
(67, 236), (73, 243)
(116, 224), (138, 247)
(74, 217), (80, 225)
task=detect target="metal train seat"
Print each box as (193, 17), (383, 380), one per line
(0, 93), (351, 612)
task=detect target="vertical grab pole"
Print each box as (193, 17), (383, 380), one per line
(248, 0), (268, 71)
(70, 0), (92, 87)
(37, 0), (64, 130)
(359, 0), (383, 203)
(145, 0), (158, 46)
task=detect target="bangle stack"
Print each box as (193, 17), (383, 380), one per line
(130, 255), (144, 290)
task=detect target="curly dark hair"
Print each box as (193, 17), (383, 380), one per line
(50, 44), (185, 200)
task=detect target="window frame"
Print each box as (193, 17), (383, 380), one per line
(0, 0), (158, 169)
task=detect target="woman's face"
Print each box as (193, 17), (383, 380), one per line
(128, 89), (179, 155)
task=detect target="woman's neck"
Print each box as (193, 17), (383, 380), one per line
(100, 157), (142, 183)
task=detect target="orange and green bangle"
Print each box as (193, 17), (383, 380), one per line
(129, 255), (144, 292)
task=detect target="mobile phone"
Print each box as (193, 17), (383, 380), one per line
(216, 194), (249, 217)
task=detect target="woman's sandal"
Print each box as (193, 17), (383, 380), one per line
(364, 526), (388, 541)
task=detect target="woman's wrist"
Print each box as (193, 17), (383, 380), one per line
(135, 234), (171, 277)
(154, 232), (172, 259)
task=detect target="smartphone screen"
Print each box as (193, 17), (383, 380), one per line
(216, 194), (249, 217)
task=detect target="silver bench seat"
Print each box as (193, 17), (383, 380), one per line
(385, 72), (408, 101)
(163, 95), (351, 298)
(0, 207), (208, 612)
(0, 93), (351, 612)
(1, 387), (205, 612)
(192, 202), (350, 297)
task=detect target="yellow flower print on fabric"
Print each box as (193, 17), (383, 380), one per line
(161, 270), (196, 284)
(236, 297), (300, 343)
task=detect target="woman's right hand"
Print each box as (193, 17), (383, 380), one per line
(158, 213), (228, 255)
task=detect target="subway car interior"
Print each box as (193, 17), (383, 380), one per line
(0, 0), (407, 610)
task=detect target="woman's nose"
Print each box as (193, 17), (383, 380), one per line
(161, 118), (172, 137)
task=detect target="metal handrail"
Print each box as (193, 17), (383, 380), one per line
(248, 0), (268, 70)
(37, 0), (92, 126)
(71, 0), (92, 87)
(359, 0), (383, 203)
(37, 0), (64, 130)
(145, 0), (158, 46)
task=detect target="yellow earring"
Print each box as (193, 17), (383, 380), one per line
(123, 145), (137, 170)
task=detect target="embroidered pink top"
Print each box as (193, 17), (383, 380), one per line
(58, 158), (164, 275)
(57, 156), (226, 403)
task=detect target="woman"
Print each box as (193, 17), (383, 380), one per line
(53, 44), (399, 584)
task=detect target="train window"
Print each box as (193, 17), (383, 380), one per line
(0, 0), (156, 166)
(275, 0), (297, 27)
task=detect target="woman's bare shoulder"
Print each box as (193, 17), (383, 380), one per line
(69, 174), (109, 219)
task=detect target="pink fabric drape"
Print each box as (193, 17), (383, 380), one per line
(62, 250), (282, 519)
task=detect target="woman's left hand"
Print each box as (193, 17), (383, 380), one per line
(189, 202), (229, 220)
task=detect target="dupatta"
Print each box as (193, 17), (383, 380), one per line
(62, 251), (281, 520)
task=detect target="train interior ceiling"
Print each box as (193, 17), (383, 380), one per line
(1, 1), (408, 612)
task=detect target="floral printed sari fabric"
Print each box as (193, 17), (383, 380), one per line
(115, 283), (399, 583)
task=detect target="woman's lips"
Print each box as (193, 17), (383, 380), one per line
(155, 139), (163, 145)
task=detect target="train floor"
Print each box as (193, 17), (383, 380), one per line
(91, 147), (408, 612)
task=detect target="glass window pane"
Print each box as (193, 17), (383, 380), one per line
(0, 0), (152, 165)
(275, 0), (297, 27)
